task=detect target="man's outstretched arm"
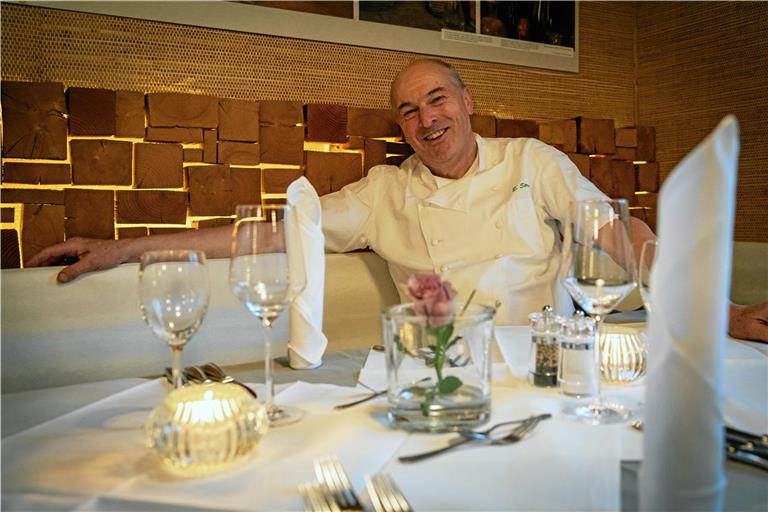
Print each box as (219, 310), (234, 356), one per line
(26, 224), (233, 283)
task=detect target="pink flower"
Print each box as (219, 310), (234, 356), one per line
(407, 273), (456, 326)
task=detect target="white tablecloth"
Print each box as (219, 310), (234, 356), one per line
(2, 327), (767, 511)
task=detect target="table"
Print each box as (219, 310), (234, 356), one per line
(2, 328), (767, 511)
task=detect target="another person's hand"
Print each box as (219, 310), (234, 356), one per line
(729, 302), (768, 343)
(26, 237), (133, 283)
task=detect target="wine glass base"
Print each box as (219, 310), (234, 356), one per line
(267, 405), (304, 427)
(562, 398), (633, 425)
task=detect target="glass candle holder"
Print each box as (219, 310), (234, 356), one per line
(598, 324), (647, 383)
(145, 382), (269, 476)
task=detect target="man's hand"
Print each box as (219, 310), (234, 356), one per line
(26, 237), (133, 283)
(729, 302), (768, 343)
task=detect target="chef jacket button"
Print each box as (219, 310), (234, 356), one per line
(431, 239), (441, 246)
(441, 265), (449, 272)
(359, 236), (367, 245)
(495, 219), (504, 229)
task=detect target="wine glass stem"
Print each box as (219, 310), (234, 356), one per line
(171, 346), (183, 389)
(261, 321), (275, 413)
(592, 315), (604, 408)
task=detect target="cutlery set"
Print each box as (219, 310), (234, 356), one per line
(301, 456), (411, 512)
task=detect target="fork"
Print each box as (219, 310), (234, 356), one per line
(365, 473), (412, 512)
(299, 482), (341, 512)
(314, 456), (363, 511)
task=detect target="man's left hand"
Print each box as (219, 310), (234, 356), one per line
(729, 302), (768, 342)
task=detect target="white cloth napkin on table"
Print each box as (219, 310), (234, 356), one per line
(639, 116), (739, 511)
(286, 177), (328, 369)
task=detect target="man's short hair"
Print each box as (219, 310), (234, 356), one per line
(390, 58), (466, 110)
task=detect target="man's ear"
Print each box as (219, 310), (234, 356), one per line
(463, 87), (474, 115)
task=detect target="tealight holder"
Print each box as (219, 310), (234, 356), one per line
(144, 382), (269, 476)
(598, 324), (647, 383)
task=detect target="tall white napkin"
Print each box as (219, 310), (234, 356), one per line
(639, 116), (739, 511)
(286, 177), (328, 369)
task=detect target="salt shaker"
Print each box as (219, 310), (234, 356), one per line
(527, 306), (564, 387)
(558, 311), (599, 397)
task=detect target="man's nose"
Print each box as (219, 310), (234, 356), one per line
(418, 106), (436, 128)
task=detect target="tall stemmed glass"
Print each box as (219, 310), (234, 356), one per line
(229, 204), (306, 427)
(139, 250), (210, 389)
(560, 199), (638, 424)
(639, 239), (658, 314)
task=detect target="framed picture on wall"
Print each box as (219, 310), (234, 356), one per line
(23, 1), (578, 72)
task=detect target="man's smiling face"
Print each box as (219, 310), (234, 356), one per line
(391, 60), (477, 179)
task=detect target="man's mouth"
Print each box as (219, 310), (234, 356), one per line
(423, 128), (447, 141)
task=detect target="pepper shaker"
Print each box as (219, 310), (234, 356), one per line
(558, 311), (599, 397)
(527, 306), (564, 387)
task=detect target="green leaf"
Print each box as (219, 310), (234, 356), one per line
(437, 376), (463, 395)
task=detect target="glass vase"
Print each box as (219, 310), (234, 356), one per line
(382, 303), (495, 433)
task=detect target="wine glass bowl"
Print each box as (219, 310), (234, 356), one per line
(139, 250), (210, 389)
(559, 199), (638, 424)
(229, 204), (306, 427)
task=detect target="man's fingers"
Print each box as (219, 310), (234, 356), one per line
(57, 258), (94, 283)
(27, 239), (81, 267)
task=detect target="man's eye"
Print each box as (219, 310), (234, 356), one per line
(431, 96), (446, 104)
(402, 109), (417, 119)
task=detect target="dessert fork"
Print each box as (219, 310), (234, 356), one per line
(365, 473), (412, 512)
(314, 456), (362, 511)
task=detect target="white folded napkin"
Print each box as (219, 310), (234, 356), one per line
(286, 177), (328, 369)
(639, 116), (739, 511)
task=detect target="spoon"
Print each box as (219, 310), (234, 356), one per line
(201, 362), (259, 399)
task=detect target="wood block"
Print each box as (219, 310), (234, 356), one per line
(68, 87), (116, 135)
(218, 141), (261, 165)
(71, 139), (132, 186)
(386, 155), (409, 166)
(306, 104), (347, 142)
(146, 127), (204, 143)
(2, 162), (70, 184)
(22, 204), (64, 265)
(470, 114), (496, 137)
(577, 117), (615, 154)
(634, 192), (658, 209)
(612, 147), (636, 161)
(183, 148), (203, 162)
(260, 125), (304, 165)
(636, 162), (659, 192)
(203, 129), (217, 163)
(147, 92), (218, 128)
(196, 218), (233, 229)
(260, 101), (304, 126)
(116, 190), (187, 224)
(117, 227), (148, 239)
(1, 81), (68, 159)
(333, 135), (364, 151)
(219, 99), (260, 142)
(538, 119), (577, 153)
(347, 108), (399, 138)
(116, 90), (145, 138)
(636, 126), (656, 161)
(567, 153), (591, 179)
(262, 168), (304, 194)
(149, 227), (193, 235)
(364, 138), (387, 175)
(187, 165), (233, 216)
(1, 209), (14, 223)
(496, 119), (539, 138)
(615, 127), (638, 147)
(612, 160), (635, 202)
(135, 142), (183, 188)
(589, 157), (614, 197)
(230, 168), (262, 208)
(65, 189), (114, 239)
(1, 189), (65, 205)
(1, 229), (21, 268)
(305, 151), (362, 196)
(386, 141), (414, 155)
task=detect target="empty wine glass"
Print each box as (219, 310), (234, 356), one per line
(639, 239), (658, 314)
(139, 250), (210, 389)
(229, 204), (306, 427)
(560, 199), (638, 424)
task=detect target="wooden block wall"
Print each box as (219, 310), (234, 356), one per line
(0, 81), (659, 267)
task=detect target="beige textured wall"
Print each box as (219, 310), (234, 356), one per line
(636, 2), (768, 243)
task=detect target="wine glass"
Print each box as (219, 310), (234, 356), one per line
(139, 250), (210, 389)
(229, 204), (306, 427)
(560, 199), (638, 424)
(639, 239), (658, 314)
